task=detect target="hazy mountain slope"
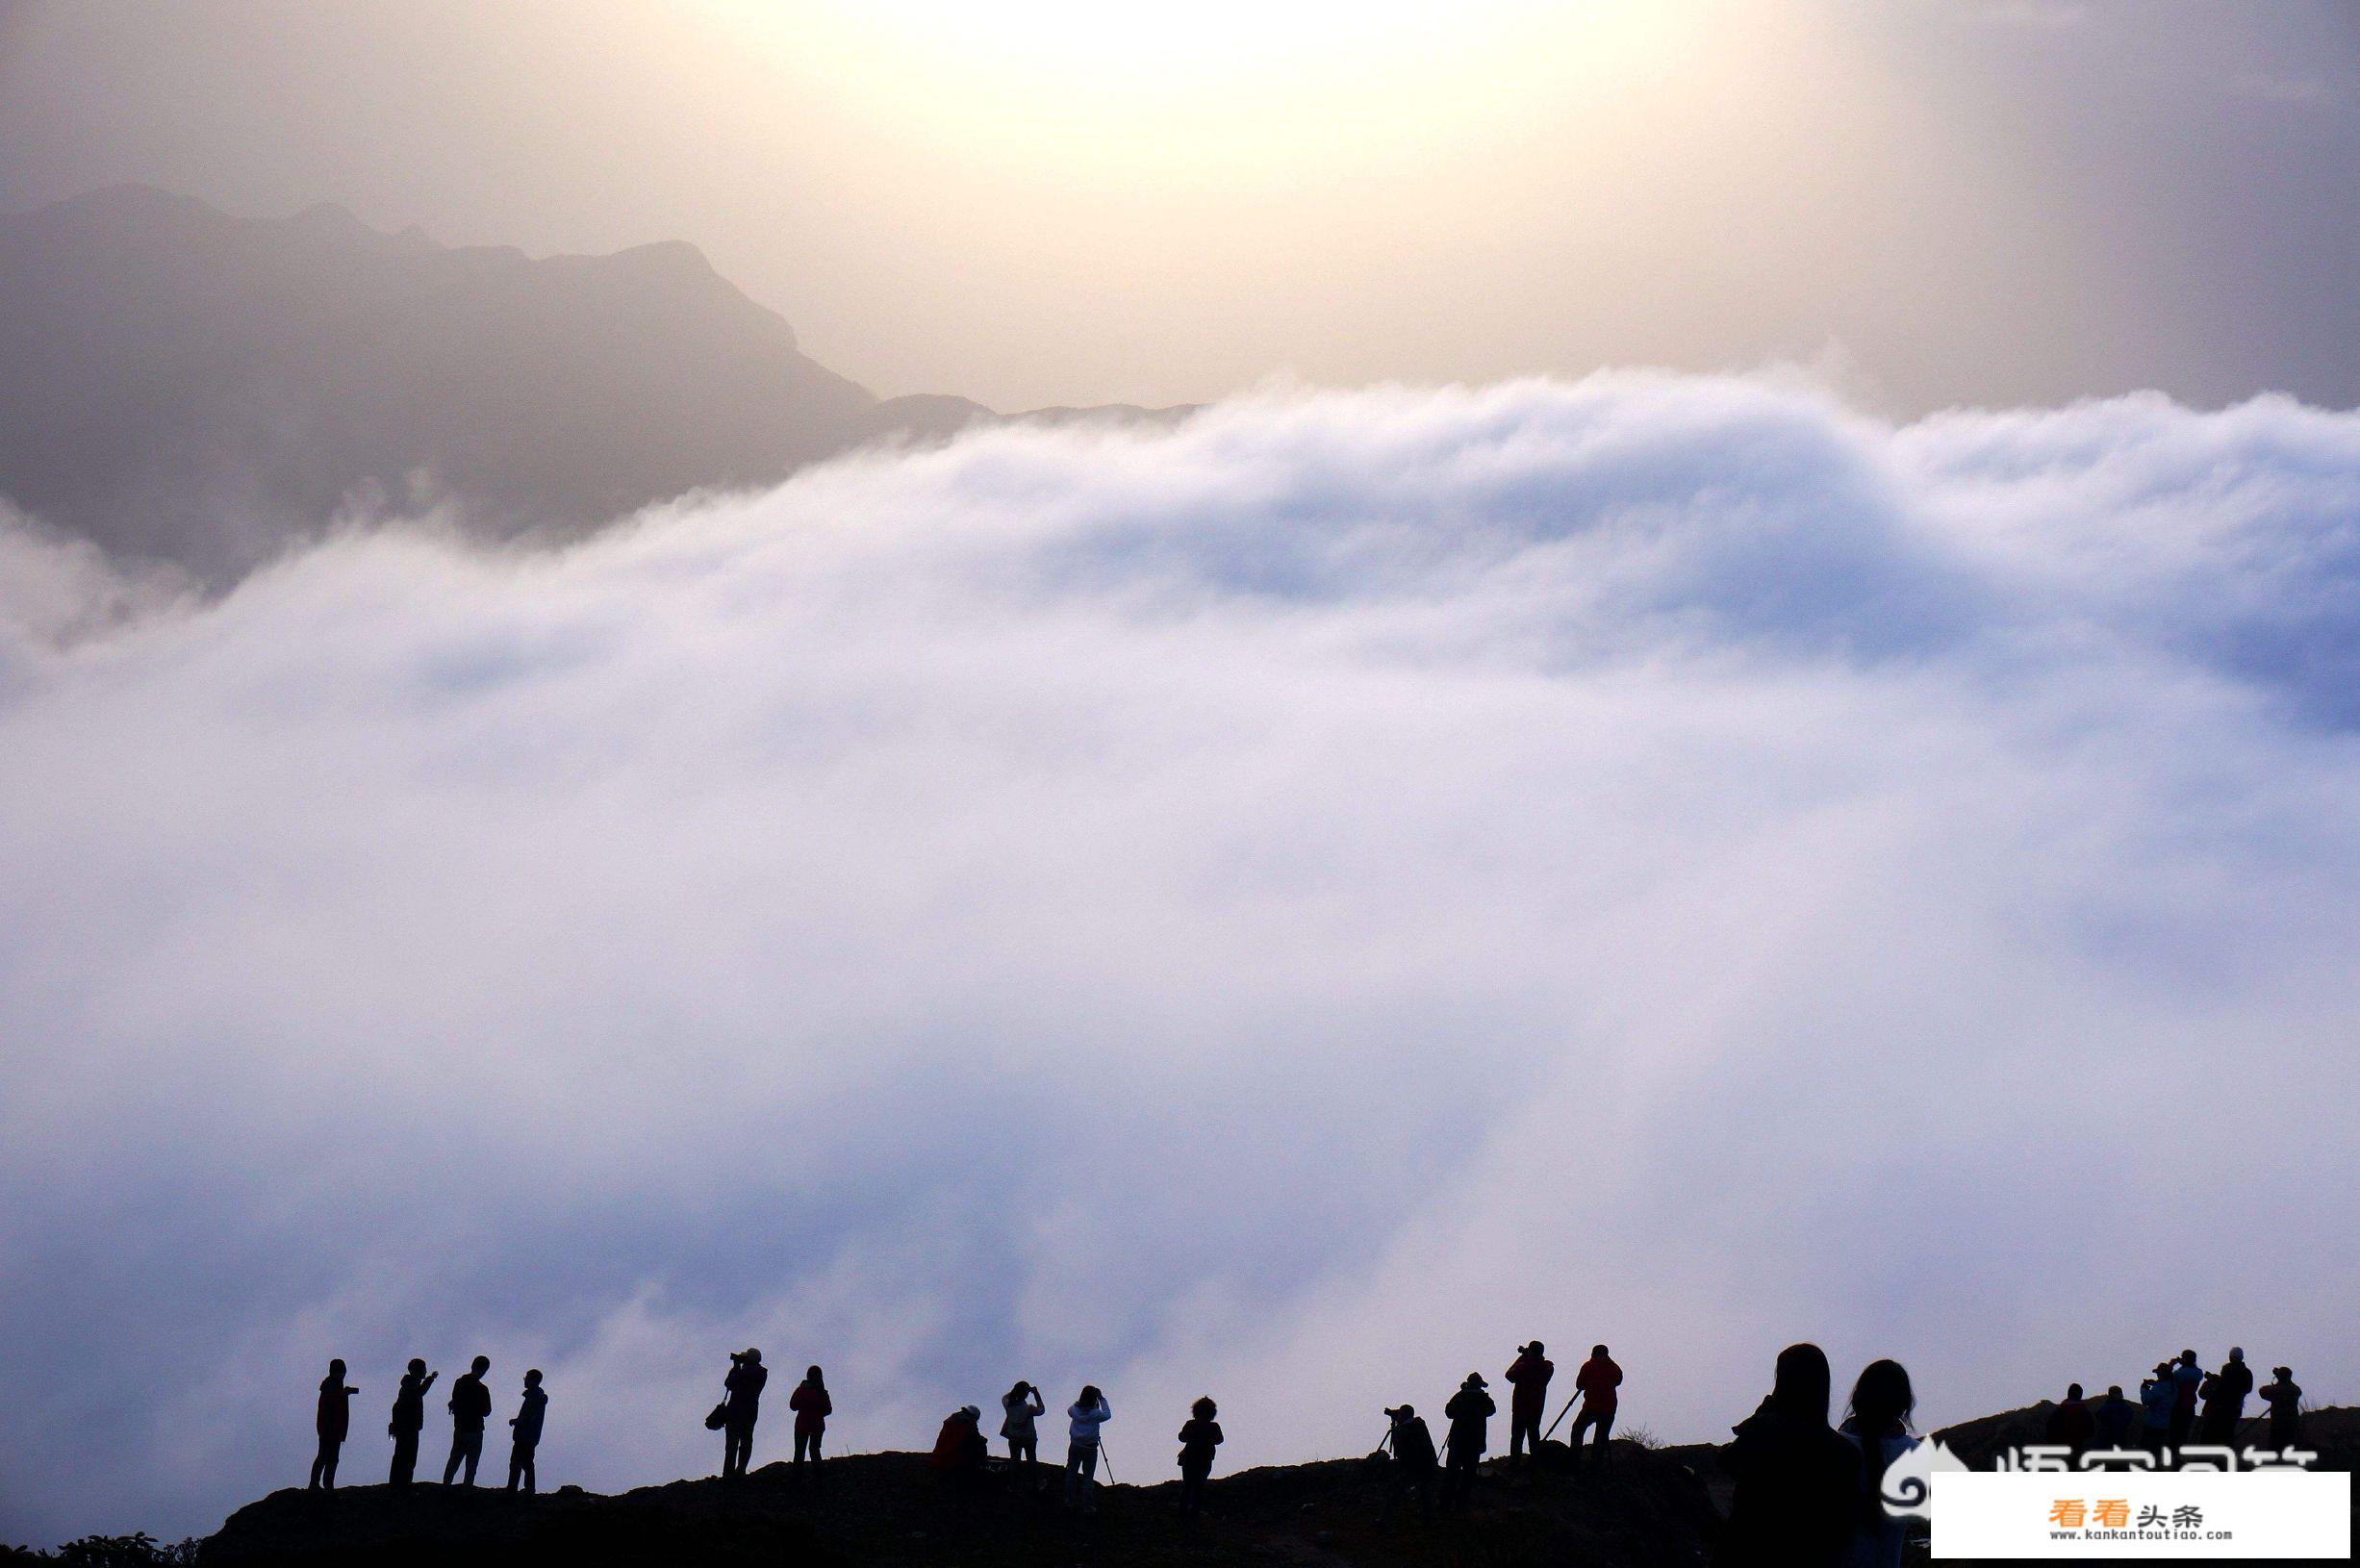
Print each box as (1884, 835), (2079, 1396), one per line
(0, 188), (1185, 586)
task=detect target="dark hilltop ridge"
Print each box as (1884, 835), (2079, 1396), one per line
(0, 185), (1189, 586)
(10, 1408), (2351, 1568)
(153, 1442), (1722, 1568)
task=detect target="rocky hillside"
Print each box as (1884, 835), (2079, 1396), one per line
(186, 1441), (1711, 1568)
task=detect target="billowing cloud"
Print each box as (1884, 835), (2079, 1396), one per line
(4, 375), (2358, 1544)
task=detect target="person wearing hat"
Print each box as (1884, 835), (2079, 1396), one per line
(388, 1358), (438, 1487)
(1440, 1373), (1494, 1511)
(1382, 1404), (1439, 1521)
(930, 1403), (989, 1490)
(1504, 1341), (1553, 1466)
(720, 1348), (767, 1479)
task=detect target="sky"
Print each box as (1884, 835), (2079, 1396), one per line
(1, 0), (2356, 412)
(4, 0), (2360, 1550)
(6, 376), (2360, 1544)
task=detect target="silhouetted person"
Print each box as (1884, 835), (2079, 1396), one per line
(1002, 1380), (1046, 1479)
(1839, 1359), (1914, 1568)
(389, 1359), (437, 1487)
(309, 1359), (358, 1491)
(930, 1405), (989, 1503)
(1382, 1404), (1438, 1522)
(2094, 1385), (2136, 1453)
(2044, 1382), (2094, 1465)
(1440, 1372), (1493, 1511)
(2197, 1348), (2252, 1445)
(721, 1348), (766, 1479)
(506, 1370), (546, 1494)
(1716, 1343), (1860, 1568)
(1064, 1385), (1111, 1511)
(2168, 1350), (2202, 1450)
(1177, 1397), (1223, 1522)
(2259, 1367), (2302, 1450)
(2137, 1362), (2175, 1456)
(1568, 1344), (1622, 1472)
(789, 1365), (830, 1483)
(444, 1355), (492, 1486)
(1504, 1341), (1552, 1464)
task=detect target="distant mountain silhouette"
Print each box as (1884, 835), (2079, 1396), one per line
(0, 187), (1187, 584)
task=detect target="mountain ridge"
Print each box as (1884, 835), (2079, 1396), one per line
(0, 186), (1189, 584)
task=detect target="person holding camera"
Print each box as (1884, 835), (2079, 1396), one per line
(720, 1348), (767, 1479)
(1001, 1380), (1047, 1479)
(1381, 1404), (1438, 1521)
(1063, 1384), (1112, 1511)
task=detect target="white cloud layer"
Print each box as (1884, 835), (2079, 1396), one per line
(4, 375), (2359, 1543)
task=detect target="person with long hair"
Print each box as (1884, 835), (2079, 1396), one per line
(1177, 1396), (1223, 1522)
(1716, 1343), (1860, 1566)
(1001, 1379), (1046, 1480)
(1838, 1359), (1915, 1568)
(789, 1365), (831, 1484)
(1064, 1384), (1112, 1511)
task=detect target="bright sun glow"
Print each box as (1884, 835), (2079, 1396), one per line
(702, 0), (1695, 186)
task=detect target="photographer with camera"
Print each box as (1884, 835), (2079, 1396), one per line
(718, 1348), (767, 1479)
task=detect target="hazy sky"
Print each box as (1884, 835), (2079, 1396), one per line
(3, 0), (2356, 411)
(6, 4), (2360, 1549)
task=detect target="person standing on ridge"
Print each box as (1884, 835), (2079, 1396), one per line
(1382, 1404), (1439, 1521)
(443, 1355), (493, 1486)
(1568, 1344), (1623, 1472)
(929, 1404), (989, 1500)
(2094, 1385), (2136, 1454)
(2168, 1350), (2202, 1452)
(1504, 1341), (1552, 1466)
(789, 1365), (831, 1483)
(2044, 1382), (2094, 1465)
(1177, 1397), (1223, 1523)
(506, 1370), (546, 1494)
(309, 1359), (358, 1491)
(1002, 1380), (1046, 1480)
(1440, 1372), (1494, 1512)
(1837, 1359), (1915, 1568)
(721, 1348), (767, 1479)
(2259, 1367), (2303, 1451)
(2137, 1363), (2175, 1456)
(1064, 1384), (1112, 1511)
(2197, 1348), (2253, 1445)
(1715, 1343), (1860, 1567)
(388, 1359), (437, 1487)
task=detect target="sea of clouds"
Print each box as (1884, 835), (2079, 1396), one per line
(3, 373), (2358, 1544)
